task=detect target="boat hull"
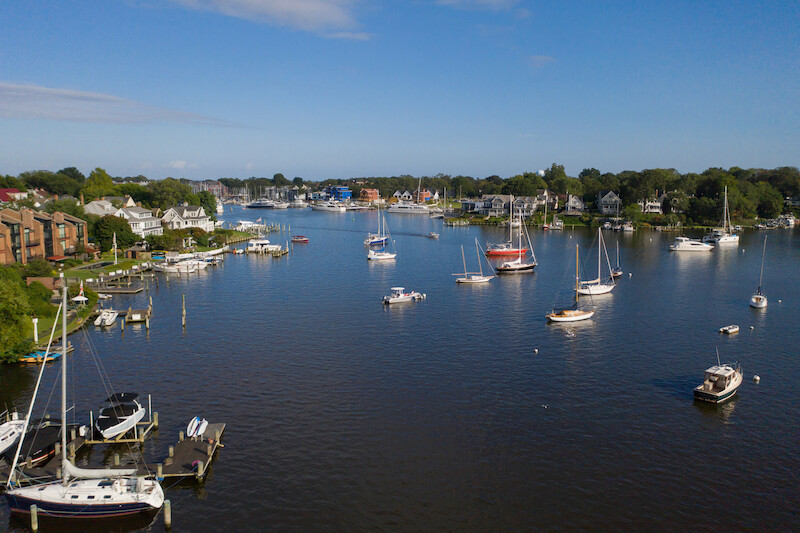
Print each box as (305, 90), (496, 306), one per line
(496, 263), (536, 274)
(486, 248), (528, 257)
(577, 284), (615, 295)
(546, 310), (595, 322)
(749, 295), (767, 308)
(456, 275), (493, 284)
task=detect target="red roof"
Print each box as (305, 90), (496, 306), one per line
(46, 255), (68, 261)
(0, 188), (22, 202)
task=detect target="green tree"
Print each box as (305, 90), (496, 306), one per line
(94, 215), (138, 252)
(502, 175), (539, 196)
(754, 182), (783, 218)
(149, 178), (194, 209)
(44, 199), (86, 219)
(57, 167), (86, 183)
(82, 167), (117, 199)
(292, 177), (304, 187)
(0, 277), (32, 362)
(23, 259), (54, 278)
(273, 173), (290, 186)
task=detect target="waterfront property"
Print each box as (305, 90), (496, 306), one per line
(0, 207), (89, 264)
(115, 206), (164, 238)
(162, 205), (215, 233)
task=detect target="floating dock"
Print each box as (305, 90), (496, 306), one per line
(154, 423), (226, 481)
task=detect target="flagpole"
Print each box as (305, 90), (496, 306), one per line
(113, 232), (118, 265)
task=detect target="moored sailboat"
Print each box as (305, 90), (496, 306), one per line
(455, 238), (495, 283)
(546, 245), (596, 322)
(749, 235), (768, 309)
(577, 228), (616, 295)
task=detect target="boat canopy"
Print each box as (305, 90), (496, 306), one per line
(103, 393), (139, 404)
(390, 287), (405, 292)
(705, 365), (737, 377)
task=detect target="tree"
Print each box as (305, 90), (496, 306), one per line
(82, 167), (117, 199)
(754, 182), (783, 218)
(0, 277), (32, 362)
(273, 173), (290, 186)
(57, 167), (86, 183)
(93, 215), (138, 252)
(502, 175), (539, 196)
(44, 199), (86, 219)
(22, 259), (53, 278)
(579, 168), (601, 181)
(148, 178), (194, 209)
(292, 177), (304, 187)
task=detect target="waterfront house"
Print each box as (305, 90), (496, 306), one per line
(563, 194), (586, 215)
(479, 195), (511, 216)
(360, 189), (381, 202)
(412, 189), (433, 204)
(512, 196), (537, 217)
(115, 207), (165, 238)
(323, 186), (352, 202)
(84, 199), (117, 216)
(597, 191), (622, 215)
(393, 190), (413, 201)
(0, 207), (89, 265)
(102, 196), (137, 208)
(638, 196), (664, 214)
(161, 205), (214, 233)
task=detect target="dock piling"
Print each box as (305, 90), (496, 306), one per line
(113, 453), (119, 466)
(182, 294), (186, 328)
(197, 460), (205, 478)
(157, 463), (163, 478)
(179, 431), (184, 442)
(207, 444), (212, 456)
(30, 505), (38, 532)
(169, 445), (174, 458)
(164, 499), (172, 529)
(153, 411), (159, 428)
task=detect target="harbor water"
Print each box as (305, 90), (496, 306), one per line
(2, 206), (799, 531)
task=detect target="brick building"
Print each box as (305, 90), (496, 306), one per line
(0, 208), (89, 265)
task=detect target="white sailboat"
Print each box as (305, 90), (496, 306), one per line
(546, 245), (595, 322)
(0, 412), (25, 456)
(455, 238), (495, 283)
(702, 186), (739, 244)
(4, 275), (164, 519)
(496, 208), (537, 274)
(365, 213), (389, 246)
(367, 217), (397, 260)
(749, 235), (768, 309)
(611, 241), (623, 278)
(577, 228), (616, 295)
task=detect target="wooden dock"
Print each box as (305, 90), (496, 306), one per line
(154, 423), (226, 481)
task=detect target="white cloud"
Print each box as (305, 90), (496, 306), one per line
(171, 0), (359, 32)
(326, 31), (372, 41)
(166, 160), (199, 170)
(528, 55), (555, 68)
(243, 162), (254, 170)
(0, 82), (242, 127)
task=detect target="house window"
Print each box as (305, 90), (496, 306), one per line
(58, 224), (66, 239)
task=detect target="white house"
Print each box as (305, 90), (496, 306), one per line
(393, 190), (413, 201)
(161, 205), (214, 233)
(638, 197), (663, 214)
(597, 191), (622, 215)
(114, 207), (164, 238)
(564, 194), (586, 215)
(84, 200), (116, 216)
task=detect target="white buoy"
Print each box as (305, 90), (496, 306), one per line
(778, 299), (782, 303)
(753, 375), (760, 382)
(534, 348), (539, 354)
(628, 272), (632, 278)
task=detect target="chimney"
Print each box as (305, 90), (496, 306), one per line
(54, 194), (58, 201)
(80, 193), (84, 205)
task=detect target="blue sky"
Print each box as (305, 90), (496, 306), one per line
(0, 1), (797, 180)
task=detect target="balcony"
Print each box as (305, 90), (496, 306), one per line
(26, 240), (41, 248)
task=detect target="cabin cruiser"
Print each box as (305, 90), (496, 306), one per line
(95, 393), (146, 439)
(246, 239), (282, 253)
(311, 200), (346, 212)
(669, 236), (714, 252)
(694, 362), (742, 403)
(387, 202), (430, 214)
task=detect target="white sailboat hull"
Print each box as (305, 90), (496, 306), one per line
(546, 309), (595, 322)
(577, 284), (615, 295)
(749, 294), (767, 308)
(0, 418), (25, 455)
(456, 275), (494, 284)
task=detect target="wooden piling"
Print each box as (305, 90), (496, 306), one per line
(30, 504), (38, 532)
(197, 460), (205, 478)
(179, 431), (184, 442)
(182, 294), (186, 328)
(153, 411), (159, 428)
(157, 463), (163, 478)
(164, 499), (172, 529)
(113, 453), (119, 466)
(169, 445), (174, 458)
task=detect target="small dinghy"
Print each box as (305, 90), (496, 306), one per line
(187, 416), (209, 439)
(719, 324), (739, 335)
(95, 393), (146, 439)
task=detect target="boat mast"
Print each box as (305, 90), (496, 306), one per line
(461, 245), (467, 277)
(475, 239), (483, 276)
(574, 244), (579, 298)
(597, 228), (601, 281)
(758, 235), (767, 289)
(61, 273), (68, 486)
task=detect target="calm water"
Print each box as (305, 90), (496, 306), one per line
(2, 206), (799, 532)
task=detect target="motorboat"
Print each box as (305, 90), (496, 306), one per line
(247, 198), (274, 208)
(669, 236), (714, 252)
(694, 361), (743, 403)
(427, 232), (439, 239)
(0, 412), (25, 455)
(272, 201), (289, 209)
(289, 200), (309, 208)
(387, 201), (430, 214)
(246, 238), (282, 253)
(311, 200), (346, 212)
(152, 261), (197, 273)
(719, 324), (739, 334)
(291, 235), (309, 243)
(94, 309), (119, 327)
(94, 393), (146, 440)
(546, 244), (596, 322)
(1, 418), (64, 467)
(383, 287), (426, 304)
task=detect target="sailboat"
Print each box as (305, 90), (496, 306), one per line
(749, 235), (768, 309)
(365, 213), (389, 246)
(455, 238), (495, 283)
(0, 412), (25, 456)
(486, 195), (528, 256)
(611, 241), (623, 278)
(496, 208), (537, 274)
(577, 228), (616, 295)
(367, 217), (397, 260)
(546, 245), (596, 322)
(4, 275), (164, 519)
(702, 186), (739, 244)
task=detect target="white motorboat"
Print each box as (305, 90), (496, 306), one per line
(577, 228), (615, 295)
(749, 235), (768, 309)
(272, 201), (289, 209)
(702, 186), (739, 245)
(289, 200), (309, 208)
(669, 236), (714, 252)
(94, 393), (147, 440)
(547, 245), (596, 322)
(246, 238), (282, 253)
(455, 238), (495, 284)
(383, 287), (426, 304)
(387, 201), (430, 214)
(152, 260), (198, 273)
(247, 198), (274, 208)
(311, 200), (346, 212)
(94, 309), (119, 327)
(0, 412), (25, 456)
(694, 359), (742, 403)
(4, 276), (164, 520)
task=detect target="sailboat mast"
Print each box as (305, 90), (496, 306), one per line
(597, 228), (601, 280)
(461, 245), (467, 276)
(475, 239), (484, 276)
(574, 244), (579, 296)
(759, 235), (767, 287)
(61, 273), (68, 486)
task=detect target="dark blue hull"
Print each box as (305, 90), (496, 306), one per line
(5, 492), (157, 518)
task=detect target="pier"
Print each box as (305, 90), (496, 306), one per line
(154, 423), (226, 481)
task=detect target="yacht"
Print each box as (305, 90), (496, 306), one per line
(311, 200), (347, 212)
(0, 412), (25, 455)
(702, 186), (739, 244)
(289, 199), (309, 208)
(367, 249), (396, 261)
(247, 239), (282, 253)
(669, 236), (714, 252)
(247, 198), (274, 208)
(387, 201), (430, 214)
(694, 361), (742, 403)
